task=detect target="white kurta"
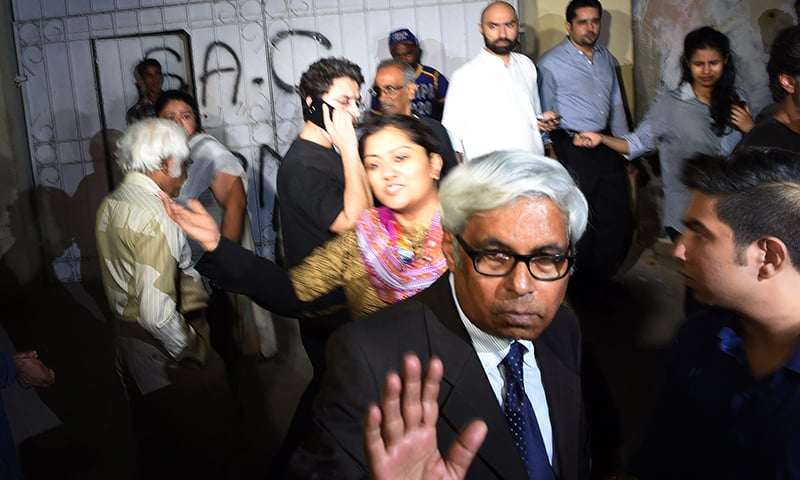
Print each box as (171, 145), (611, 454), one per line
(442, 49), (544, 161)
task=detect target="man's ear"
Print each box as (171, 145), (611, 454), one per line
(429, 153), (443, 181)
(779, 73), (796, 95)
(160, 157), (173, 174)
(442, 230), (457, 272)
(305, 96), (313, 108)
(757, 236), (789, 279)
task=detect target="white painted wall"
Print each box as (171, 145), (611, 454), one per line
(11, 0), (508, 283)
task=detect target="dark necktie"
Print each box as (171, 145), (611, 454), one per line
(502, 341), (555, 480)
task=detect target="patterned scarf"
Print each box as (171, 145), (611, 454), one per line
(356, 207), (447, 304)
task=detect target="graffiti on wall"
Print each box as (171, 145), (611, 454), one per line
(269, 29), (332, 94)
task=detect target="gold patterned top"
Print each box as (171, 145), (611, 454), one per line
(288, 220), (442, 320)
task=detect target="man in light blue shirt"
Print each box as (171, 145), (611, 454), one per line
(537, 0), (633, 307)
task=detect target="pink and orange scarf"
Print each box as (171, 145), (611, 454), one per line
(356, 207), (447, 304)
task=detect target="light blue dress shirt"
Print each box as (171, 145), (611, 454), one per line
(538, 36), (630, 136)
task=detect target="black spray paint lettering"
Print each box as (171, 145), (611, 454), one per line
(269, 30), (332, 94)
(200, 41), (242, 106)
(143, 46), (187, 91)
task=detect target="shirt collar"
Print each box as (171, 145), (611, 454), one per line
(563, 35), (601, 58)
(479, 47), (514, 67)
(717, 322), (800, 375)
(124, 170), (162, 193)
(678, 81), (697, 102)
(447, 272), (535, 365)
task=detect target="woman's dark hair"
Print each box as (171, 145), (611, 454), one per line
(680, 26), (738, 136)
(154, 89), (202, 132)
(358, 114), (441, 159)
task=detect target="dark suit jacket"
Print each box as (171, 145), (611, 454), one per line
(288, 275), (591, 479)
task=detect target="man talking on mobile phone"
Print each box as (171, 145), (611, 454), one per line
(274, 56), (372, 474)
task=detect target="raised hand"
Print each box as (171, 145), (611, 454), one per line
(159, 193), (222, 252)
(364, 354), (488, 480)
(323, 102), (359, 156)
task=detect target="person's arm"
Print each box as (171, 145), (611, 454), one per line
(441, 73), (465, 158)
(209, 172), (246, 242)
(325, 104), (372, 233)
(575, 93), (664, 159)
(364, 354), (487, 480)
(287, 229), (353, 304)
(160, 195), (312, 317)
(573, 132), (631, 154)
(608, 59), (631, 137)
(537, 63), (558, 115)
(196, 237), (304, 317)
(433, 72), (449, 122)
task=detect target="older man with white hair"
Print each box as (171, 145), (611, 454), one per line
(96, 118), (236, 480)
(290, 149), (592, 479)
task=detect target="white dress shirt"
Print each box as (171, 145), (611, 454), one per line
(442, 49), (544, 161)
(447, 273), (553, 463)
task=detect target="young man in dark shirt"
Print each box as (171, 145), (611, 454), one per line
(274, 56), (371, 469)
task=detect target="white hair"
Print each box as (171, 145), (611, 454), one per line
(115, 118), (189, 178)
(439, 150), (588, 246)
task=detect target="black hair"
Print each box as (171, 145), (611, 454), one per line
(298, 57), (364, 104)
(566, 0), (602, 23)
(155, 89), (202, 132)
(358, 114), (441, 159)
(681, 147), (800, 267)
(767, 25), (800, 103)
(680, 26), (738, 136)
(135, 58), (162, 78)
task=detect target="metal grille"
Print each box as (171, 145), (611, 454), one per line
(12, 0), (500, 282)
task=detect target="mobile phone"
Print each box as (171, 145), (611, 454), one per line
(303, 97), (335, 130)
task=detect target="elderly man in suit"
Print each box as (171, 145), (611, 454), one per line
(288, 150), (591, 479)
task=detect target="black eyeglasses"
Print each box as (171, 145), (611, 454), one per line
(454, 234), (574, 281)
(368, 84), (405, 98)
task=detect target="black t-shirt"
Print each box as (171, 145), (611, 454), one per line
(737, 116), (800, 151)
(276, 138), (345, 269)
(420, 116), (459, 178)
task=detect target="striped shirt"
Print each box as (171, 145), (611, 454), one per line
(96, 171), (208, 362)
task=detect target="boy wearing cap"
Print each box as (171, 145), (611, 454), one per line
(369, 28), (449, 121)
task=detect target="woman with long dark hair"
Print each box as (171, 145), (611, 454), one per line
(574, 26), (754, 241)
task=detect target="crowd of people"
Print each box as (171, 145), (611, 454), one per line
(73, 0), (800, 478)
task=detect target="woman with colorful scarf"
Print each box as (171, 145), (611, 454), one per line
(161, 114), (447, 320)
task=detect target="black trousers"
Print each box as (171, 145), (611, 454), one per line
(551, 130), (634, 296)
